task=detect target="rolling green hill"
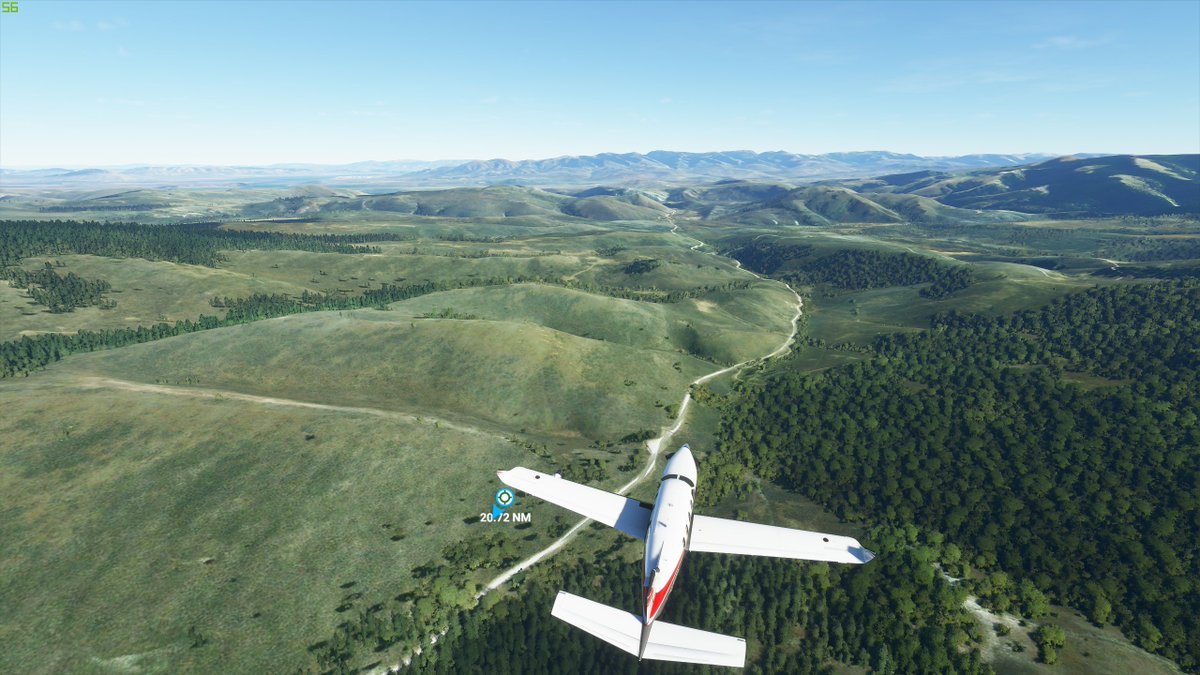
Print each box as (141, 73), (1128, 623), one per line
(387, 281), (793, 366)
(562, 189), (670, 221)
(240, 186), (673, 223)
(0, 254), (312, 342)
(672, 183), (1034, 226)
(53, 309), (709, 441)
(673, 155), (1198, 226)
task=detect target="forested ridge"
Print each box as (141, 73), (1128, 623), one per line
(0, 219), (404, 266)
(706, 279), (1199, 669)
(725, 241), (976, 297)
(1100, 237), (1200, 262)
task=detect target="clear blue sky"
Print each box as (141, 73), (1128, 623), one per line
(2, 0), (1197, 166)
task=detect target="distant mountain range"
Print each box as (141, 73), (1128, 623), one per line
(0, 151), (1071, 189)
(822, 154), (1200, 216)
(2, 154), (1194, 221)
(400, 151), (1070, 187)
(675, 154), (1199, 222)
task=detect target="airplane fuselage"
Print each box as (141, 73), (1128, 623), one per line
(640, 446), (698, 653)
(497, 441), (874, 668)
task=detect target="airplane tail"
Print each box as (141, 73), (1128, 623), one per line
(550, 590), (746, 668)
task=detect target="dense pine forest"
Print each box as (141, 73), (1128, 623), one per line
(0, 219), (403, 267)
(724, 241), (976, 296)
(705, 280), (1199, 670)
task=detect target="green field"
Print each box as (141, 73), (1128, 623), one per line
(0, 373), (538, 673)
(388, 282), (793, 365)
(58, 310), (711, 441)
(802, 270), (1099, 347)
(0, 254), (312, 341)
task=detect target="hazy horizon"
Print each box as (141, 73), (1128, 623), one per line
(2, 1), (1198, 166)
(1, 148), (1105, 172)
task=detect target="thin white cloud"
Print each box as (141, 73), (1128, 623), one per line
(52, 20), (86, 32)
(96, 18), (128, 31)
(1036, 35), (1108, 50)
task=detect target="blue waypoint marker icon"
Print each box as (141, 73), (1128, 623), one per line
(492, 488), (516, 519)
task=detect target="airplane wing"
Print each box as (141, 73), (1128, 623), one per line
(497, 467), (652, 540)
(689, 515), (874, 564)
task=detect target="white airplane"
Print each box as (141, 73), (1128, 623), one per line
(497, 444), (874, 668)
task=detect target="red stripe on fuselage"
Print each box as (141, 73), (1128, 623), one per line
(646, 552), (685, 621)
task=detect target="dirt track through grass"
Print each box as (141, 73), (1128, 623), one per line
(77, 376), (505, 439)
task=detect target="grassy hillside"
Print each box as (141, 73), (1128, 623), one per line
(802, 269), (1100, 346)
(671, 183), (1034, 226)
(0, 372), (544, 674)
(387, 281), (793, 365)
(563, 194), (669, 221)
(53, 310), (709, 441)
(0, 254), (312, 341)
(216, 247), (586, 293)
(314, 186), (570, 218)
(236, 185), (674, 223)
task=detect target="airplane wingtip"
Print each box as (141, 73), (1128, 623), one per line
(853, 546), (876, 564)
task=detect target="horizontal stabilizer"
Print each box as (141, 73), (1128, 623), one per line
(689, 514), (875, 564)
(498, 467), (652, 540)
(551, 591), (746, 668)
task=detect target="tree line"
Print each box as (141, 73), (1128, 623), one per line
(724, 241), (976, 296)
(1100, 237), (1200, 262)
(0, 219), (406, 267)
